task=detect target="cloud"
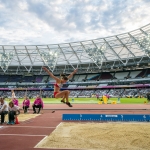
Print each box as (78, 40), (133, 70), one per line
(0, 0), (149, 44)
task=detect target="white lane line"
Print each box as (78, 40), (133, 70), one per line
(5, 126), (56, 128)
(35, 146), (87, 150)
(34, 136), (48, 148)
(34, 136), (86, 150)
(0, 134), (46, 136)
(56, 122), (62, 128)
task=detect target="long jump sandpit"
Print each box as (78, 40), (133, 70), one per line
(35, 122), (150, 150)
(5, 114), (40, 122)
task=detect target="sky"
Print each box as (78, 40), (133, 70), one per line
(0, 0), (150, 45)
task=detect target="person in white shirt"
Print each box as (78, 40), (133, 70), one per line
(11, 90), (16, 98)
(7, 101), (20, 125)
(0, 97), (8, 124)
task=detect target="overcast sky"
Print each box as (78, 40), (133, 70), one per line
(0, 0), (150, 45)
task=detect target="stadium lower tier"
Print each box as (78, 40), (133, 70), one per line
(0, 88), (150, 98)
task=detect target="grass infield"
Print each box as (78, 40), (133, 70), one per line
(6, 97), (148, 104)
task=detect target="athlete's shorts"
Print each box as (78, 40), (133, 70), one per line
(54, 92), (59, 98)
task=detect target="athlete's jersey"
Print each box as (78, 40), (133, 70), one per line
(54, 83), (63, 88)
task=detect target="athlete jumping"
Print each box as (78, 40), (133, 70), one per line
(42, 67), (77, 107)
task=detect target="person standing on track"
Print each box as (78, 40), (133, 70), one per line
(42, 67), (77, 107)
(12, 97), (19, 106)
(11, 90), (19, 106)
(22, 96), (30, 113)
(32, 95), (44, 114)
(11, 90), (16, 99)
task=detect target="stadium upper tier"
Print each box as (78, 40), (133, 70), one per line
(0, 68), (150, 85)
(0, 23), (150, 74)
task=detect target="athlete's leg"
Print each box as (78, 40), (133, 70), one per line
(55, 90), (69, 101)
(55, 90), (72, 107)
(61, 91), (70, 102)
(61, 95), (66, 103)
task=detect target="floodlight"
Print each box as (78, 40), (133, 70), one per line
(83, 46), (106, 68)
(130, 33), (150, 57)
(38, 49), (60, 72)
(0, 52), (14, 72)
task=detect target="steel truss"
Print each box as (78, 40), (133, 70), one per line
(0, 24), (150, 74)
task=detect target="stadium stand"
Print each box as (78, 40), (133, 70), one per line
(73, 75), (80, 81)
(86, 74), (100, 81)
(100, 72), (113, 80)
(35, 75), (44, 83)
(77, 75), (86, 81)
(0, 87), (150, 98)
(68, 85), (77, 88)
(114, 72), (129, 79)
(136, 69), (146, 78)
(42, 76), (49, 83)
(146, 69), (150, 77)
(0, 75), (9, 82)
(130, 71), (141, 78)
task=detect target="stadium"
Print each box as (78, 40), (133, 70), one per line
(0, 1), (150, 150)
(1, 23), (150, 101)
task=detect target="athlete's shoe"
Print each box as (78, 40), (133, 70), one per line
(7, 122), (11, 125)
(61, 100), (65, 103)
(66, 102), (73, 107)
(11, 121), (15, 125)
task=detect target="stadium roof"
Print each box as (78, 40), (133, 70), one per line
(0, 23), (150, 74)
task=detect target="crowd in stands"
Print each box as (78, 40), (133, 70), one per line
(0, 88), (148, 99)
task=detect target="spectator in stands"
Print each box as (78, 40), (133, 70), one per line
(96, 94), (99, 100)
(7, 101), (20, 125)
(0, 97), (8, 124)
(32, 95), (44, 114)
(42, 67), (77, 107)
(22, 97), (30, 113)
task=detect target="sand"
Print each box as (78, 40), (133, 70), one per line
(35, 122), (150, 150)
(5, 114), (40, 122)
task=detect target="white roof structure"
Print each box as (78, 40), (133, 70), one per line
(0, 23), (150, 74)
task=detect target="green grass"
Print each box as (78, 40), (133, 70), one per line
(6, 97), (148, 104)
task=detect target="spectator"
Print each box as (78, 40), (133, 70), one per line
(0, 97), (8, 124)
(22, 97), (30, 113)
(11, 90), (16, 98)
(32, 95), (44, 114)
(96, 94), (99, 100)
(147, 92), (150, 104)
(7, 101), (20, 125)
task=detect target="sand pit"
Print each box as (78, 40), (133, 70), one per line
(5, 114), (40, 122)
(17, 114), (40, 121)
(35, 122), (150, 150)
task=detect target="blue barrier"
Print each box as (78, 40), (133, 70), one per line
(62, 114), (150, 122)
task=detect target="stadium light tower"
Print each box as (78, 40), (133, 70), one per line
(37, 46), (60, 72)
(129, 33), (150, 57)
(0, 52), (14, 72)
(83, 45), (106, 69)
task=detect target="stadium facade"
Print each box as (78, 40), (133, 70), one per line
(0, 24), (150, 98)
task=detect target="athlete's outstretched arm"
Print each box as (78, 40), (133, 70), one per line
(42, 67), (60, 82)
(67, 69), (77, 79)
